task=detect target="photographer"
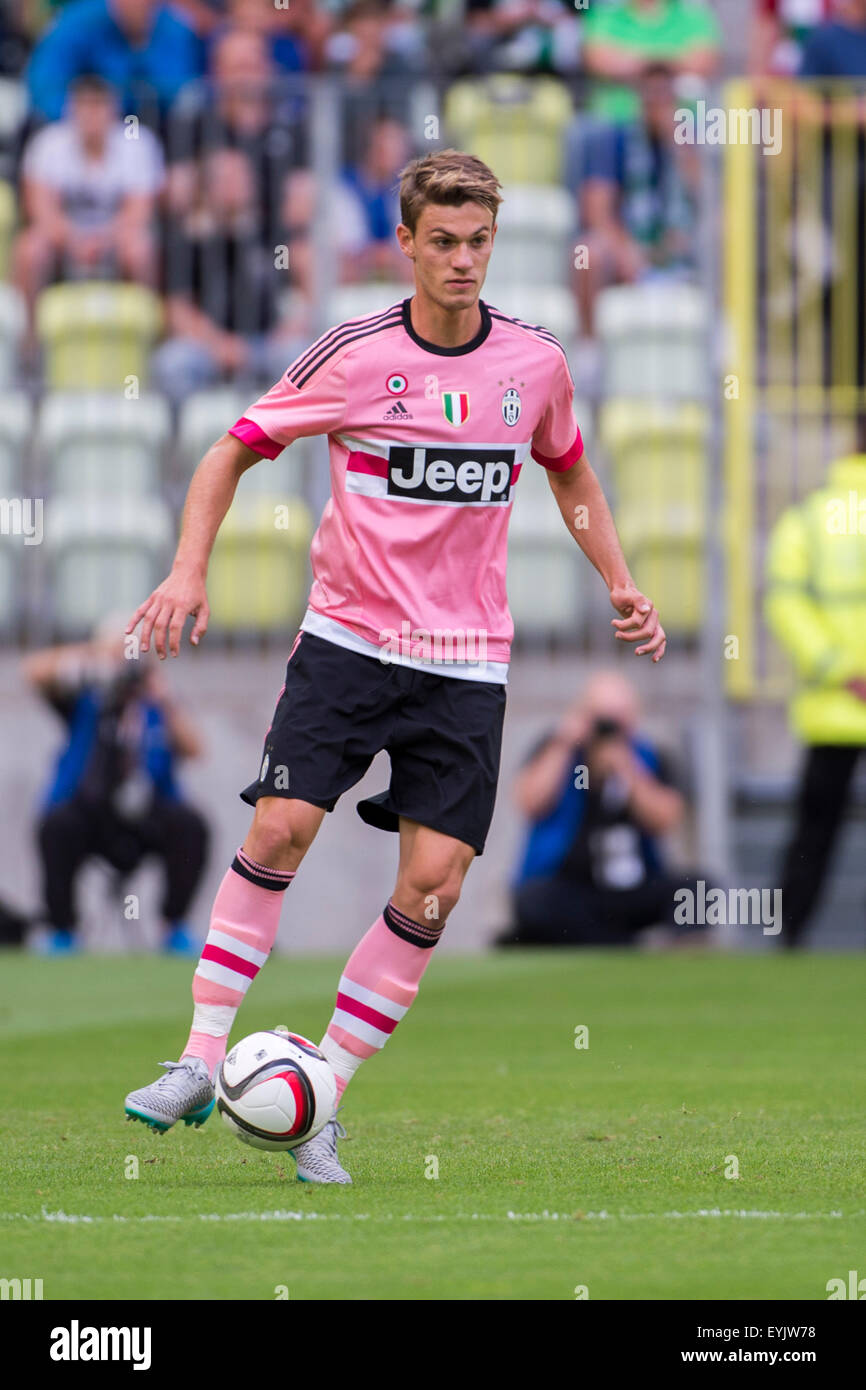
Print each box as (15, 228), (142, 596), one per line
(24, 617), (209, 954)
(498, 670), (705, 946)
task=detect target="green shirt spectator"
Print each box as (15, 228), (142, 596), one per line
(583, 0), (721, 124)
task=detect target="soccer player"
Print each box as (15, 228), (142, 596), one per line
(123, 149), (666, 1182)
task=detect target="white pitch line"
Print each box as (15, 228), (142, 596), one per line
(0, 1206), (863, 1226)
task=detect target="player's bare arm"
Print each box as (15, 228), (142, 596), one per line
(546, 452), (667, 662)
(126, 432), (261, 659)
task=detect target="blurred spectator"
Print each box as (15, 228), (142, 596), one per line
(167, 0), (226, 40)
(582, 0), (721, 125)
(280, 117), (414, 326)
(764, 423), (866, 949)
(799, 0), (866, 75)
(496, 670), (702, 947)
(569, 63), (701, 341)
(24, 619), (209, 955)
(221, 0), (330, 71)
(151, 145), (302, 405)
(0, 0), (31, 76)
(12, 73), (163, 335)
(165, 27), (306, 239)
(27, 0), (203, 122)
(279, 167), (369, 329)
(751, 0), (830, 76)
(325, 0), (424, 167)
(0, 895), (31, 948)
(339, 115), (415, 282)
(463, 0), (581, 75)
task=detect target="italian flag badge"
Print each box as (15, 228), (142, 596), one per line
(442, 391), (470, 426)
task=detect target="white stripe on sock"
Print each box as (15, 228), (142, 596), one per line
(338, 974), (408, 1023)
(330, 1008), (391, 1050)
(195, 958), (255, 992)
(206, 929), (270, 969)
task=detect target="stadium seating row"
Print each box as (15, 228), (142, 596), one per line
(0, 277), (710, 402)
(0, 268), (709, 639)
(1, 383), (706, 641)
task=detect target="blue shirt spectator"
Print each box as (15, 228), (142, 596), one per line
(800, 17), (866, 76)
(27, 0), (204, 122)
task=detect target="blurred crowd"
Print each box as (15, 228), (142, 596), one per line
(1, 1), (865, 395)
(0, 0), (835, 398)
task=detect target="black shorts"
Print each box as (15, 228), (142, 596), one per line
(240, 632), (507, 855)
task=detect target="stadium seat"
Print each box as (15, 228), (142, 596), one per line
(0, 283), (25, 388)
(0, 390), (34, 634)
(39, 391), (171, 497)
(599, 399), (708, 634)
(177, 388), (312, 496)
(444, 75), (573, 185)
(508, 431), (593, 640)
(178, 388), (251, 470)
(328, 284), (408, 324)
(507, 541), (586, 640)
(596, 282), (709, 400)
(483, 284), (577, 346)
(206, 494), (313, 633)
(44, 494), (174, 636)
(482, 183), (574, 291)
(36, 283), (162, 391)
(0, 389), (33, 496)
(0, 78), (27, 152)
(0, 179), (15, 281)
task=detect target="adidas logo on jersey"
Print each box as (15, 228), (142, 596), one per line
(382, 400), (413, 421)
(388, 445), (516, 504)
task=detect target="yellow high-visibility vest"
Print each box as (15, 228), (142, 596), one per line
(765, 456), (866, 744)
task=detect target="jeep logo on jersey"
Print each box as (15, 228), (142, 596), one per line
(502, 388), (521, 426)
(442, 391), (470, 427)
(388, 446), (515, 504)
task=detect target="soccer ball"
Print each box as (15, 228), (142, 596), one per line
(214, 1029), (338, 1152)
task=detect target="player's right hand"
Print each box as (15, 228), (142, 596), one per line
(126, 569), (210, 659)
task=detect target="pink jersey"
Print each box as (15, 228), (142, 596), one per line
(229, 297), (583, 682)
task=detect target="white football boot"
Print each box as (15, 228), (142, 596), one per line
(124, 1058), (215, 1133)
(291, 1116), (352, 1184)
(270, 1025), (352, 1183)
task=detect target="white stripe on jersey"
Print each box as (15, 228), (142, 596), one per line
(346, 471), (388, 498)
(299, 609), (510, 684)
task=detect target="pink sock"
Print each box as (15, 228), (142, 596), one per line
(319, 901), (445, 1097)
(182, 847), (295, 1077)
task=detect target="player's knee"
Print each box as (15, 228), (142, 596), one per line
(398, 867), (465, 923)
(249, 798), (317, 865)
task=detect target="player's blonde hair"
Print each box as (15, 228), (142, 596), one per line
(398, 149), (503, 234)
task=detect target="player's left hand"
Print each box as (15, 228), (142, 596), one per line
(609, 584), (667, 662)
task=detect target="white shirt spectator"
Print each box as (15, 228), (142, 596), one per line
(22, 120), (165, 230)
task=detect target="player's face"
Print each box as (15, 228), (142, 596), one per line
(399, 201), (496, 311)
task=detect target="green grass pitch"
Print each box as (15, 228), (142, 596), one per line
(1, 949), (863, 1301)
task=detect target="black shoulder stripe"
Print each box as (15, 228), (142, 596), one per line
(488, 308), (565, 351)
(291, 312), (403, 389)
(288, 307), (403, 386)
(287, 303), (402, 380)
